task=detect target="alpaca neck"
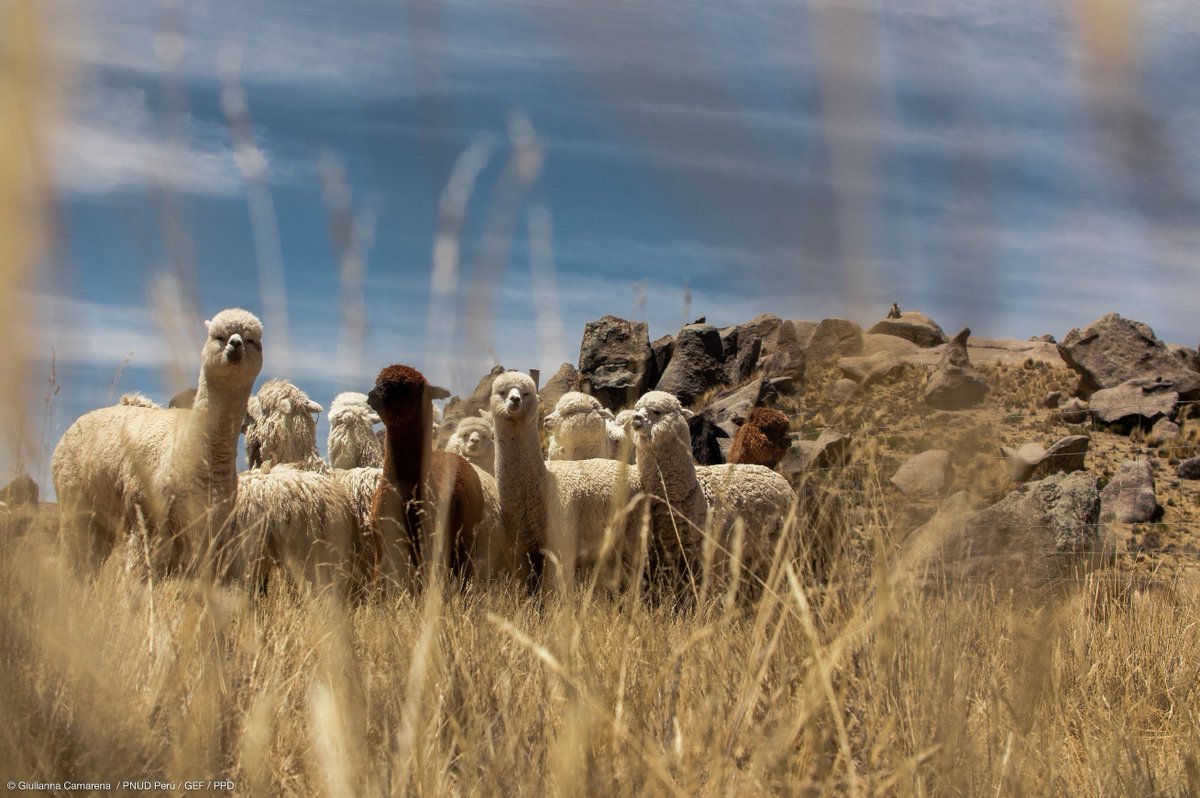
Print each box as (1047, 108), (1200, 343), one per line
(190, 378), (252, 493)
(381, 411), (430, 501)
(637, 442), (702, 501)
(494, 416), (546, 521)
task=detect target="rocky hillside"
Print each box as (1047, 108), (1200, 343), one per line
(441, 308), (1200, 585)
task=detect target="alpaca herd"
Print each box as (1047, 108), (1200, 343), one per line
(50, 308), (813, 604)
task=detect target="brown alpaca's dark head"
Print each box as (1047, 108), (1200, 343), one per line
(367, 364), (450, 426)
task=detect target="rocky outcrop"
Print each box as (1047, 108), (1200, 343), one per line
(1057, 313), (1200, 398)
(654, 323), (729, 404)
(578, 315), (655, 409)
(1087, 379), (1178, 426)
(867, 311), (948, 348)
(924, 328), (988, 410)
(904, 472), (1108, 587)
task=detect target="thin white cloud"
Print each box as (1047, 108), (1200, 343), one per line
(45, 77), (247, 196)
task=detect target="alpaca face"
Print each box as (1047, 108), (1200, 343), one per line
(631, 391), (692, 453)
(202, 309), (264, 389)
(490, 372), (537, 428)
(368, 364), (448, 427)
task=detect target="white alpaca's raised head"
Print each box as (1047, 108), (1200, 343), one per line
(201, 308), (264, 392)
(544, 391), (613, 460)
(490, 371), (539, 428)
(631, 391), (693, 454)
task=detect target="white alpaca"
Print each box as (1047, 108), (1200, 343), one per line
(244, 379), (327, 472)
(491, 372), (642, 589)
(608, 409), (636, 463)
(445, 414), (496, 475)
(327, 391), (383, 469)
(544, 392), (613, 461)
(52, 309), (263, 575)
(630, 391), (796, 600)
(233, 379), (370, 595)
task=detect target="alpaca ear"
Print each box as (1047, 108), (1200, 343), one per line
(280, 399), (292, 416)
(306, 400), (323, 414)
(426, 385), (451, 400)
(598, 408), (615, 421)
(713, 425), (730, 439)
(204, 319), (212, 330)
(681, 408), (694, 420)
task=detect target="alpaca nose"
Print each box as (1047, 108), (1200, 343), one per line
(631, 413), (646, 430)
(506, 390), (522, 409)
(366, 388), (383, 412)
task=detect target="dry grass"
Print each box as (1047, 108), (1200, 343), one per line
(2, 507), (1199, 797)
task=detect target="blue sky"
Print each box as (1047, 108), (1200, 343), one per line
(14, 0), (1200, 483)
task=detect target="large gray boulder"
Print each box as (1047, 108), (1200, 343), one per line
(719, 324), (762, 385)
(806, 318), (864, 363)
(903, 472), (1108, 588)
(924, 328), (988, 410)
(867, 311), (948, 348)
(650, 335), (675, 383)
(1087, 379), (1178, 426)
(781, 430), (851, 476)
(578, 315), (655, 409)
(1100, 460), (1159, 524)
(655, 323), (729, 405)
(1057, 313), (1200, 398)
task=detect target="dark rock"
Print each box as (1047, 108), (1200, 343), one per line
(890, 450), (953, 497)
(719, 324), (761, 386)
(578, 315), (655, 410)
(924, 328), (988, 410)
(1057, 313), (1200, 398)
(867, 311), (949, 348)
(688, 414), (729, 466)
(655, 323), (728, 405)
(1032, 333), (1056, 343)
(1043, 391), (1062, 409)
(904, 472), (1108, 588)
(650, 335), (675, 385)
(1100, 460), (1159, 523)
(1177, 457), (1200, 480)
(1088, 379), (1178, 426)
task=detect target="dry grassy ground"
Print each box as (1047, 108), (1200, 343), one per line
(2, 452), (1199, 797)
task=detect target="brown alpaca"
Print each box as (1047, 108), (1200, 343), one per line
(367, 364), (484, 590)
(728, 407), (792, 469)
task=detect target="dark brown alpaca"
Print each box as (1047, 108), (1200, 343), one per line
(728, 407), (792, 469)
(367, 364), (484, 590)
